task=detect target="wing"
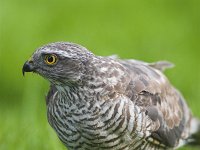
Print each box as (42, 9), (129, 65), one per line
(119, 59), (192, 148)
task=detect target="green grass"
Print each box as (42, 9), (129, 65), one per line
(0, 0), (200, 149)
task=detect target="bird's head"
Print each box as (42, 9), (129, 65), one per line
(22, 42), (94, 85)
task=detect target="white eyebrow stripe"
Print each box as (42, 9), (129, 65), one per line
(39, 49), (73, 58)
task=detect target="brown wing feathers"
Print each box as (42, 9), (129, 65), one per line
(121, 60), (190, 147)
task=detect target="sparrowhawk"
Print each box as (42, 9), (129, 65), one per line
(22, 42), (200, 150)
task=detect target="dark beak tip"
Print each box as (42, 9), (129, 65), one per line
(22, 69), (25, 76)
(22, 61), (34, 76)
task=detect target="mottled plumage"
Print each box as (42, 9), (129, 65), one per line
(23, 42), (200, 150)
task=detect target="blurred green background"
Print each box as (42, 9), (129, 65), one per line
(0, 0), (200, 149)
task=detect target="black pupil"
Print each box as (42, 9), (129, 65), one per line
(48, 56), (54, 62)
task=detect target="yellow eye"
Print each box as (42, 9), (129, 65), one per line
(44, 54), (57, 65)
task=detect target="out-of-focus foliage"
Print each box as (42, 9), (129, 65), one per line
(0, 0), (199, 149)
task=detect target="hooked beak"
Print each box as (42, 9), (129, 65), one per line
(22, 60), (35, 76)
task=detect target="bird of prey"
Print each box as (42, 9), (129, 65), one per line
(22, 42), (200, 150)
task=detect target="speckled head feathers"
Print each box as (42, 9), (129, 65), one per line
(25, 42), (95, 84)
(35, 42), (94, 59)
